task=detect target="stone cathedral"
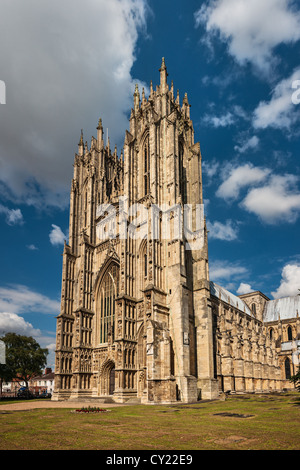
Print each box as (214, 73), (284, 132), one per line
(53, 59), (300, 404)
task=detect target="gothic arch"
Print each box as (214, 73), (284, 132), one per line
(284, 357), (291, 380)
(93, 249), (120, 294)
(98, 359), (116, 396)
(94, 261), (120, 346)
(138, 129), (150, 198)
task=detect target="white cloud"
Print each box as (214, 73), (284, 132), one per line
(216, 163), (271, 200)
(202, 159), (220, 185)
(0, 0), (149, 209)
(234, 136), (259, 154)
(271, 263), (300, 298)
(207, 219), (239, 241)
(209, 260), (248, 281)
(237, 282), (254, 295)
(0, 204), (24, 226)
(195, 0), (300, 74)
(26, 244), (39, 251)
(0, 284), (60, 315)
(49, 224), (67, 246)
(203, 111), (235, 128)
(253, 67), (300, 129)
(0, 312), (42, 337)
(0, 311), (56, 366)
(242, 174), (300, 224)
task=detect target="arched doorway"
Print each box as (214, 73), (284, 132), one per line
(99, 360), (116, 396)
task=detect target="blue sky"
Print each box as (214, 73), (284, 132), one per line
(0, 0), (300, 368)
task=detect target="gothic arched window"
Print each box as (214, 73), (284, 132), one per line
(179, 141), (185, 203)
(251, 303), (256, 316)
(285, 357), (291, 379)
(98, 264), (119, 344)
(143, 136), (150, 196)
(287, 326), (293, 341)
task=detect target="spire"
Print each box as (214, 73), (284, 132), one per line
(159, 57), (168, 93)
(97, 118), (103, 147)
(134, 83), (140, 112)
(142, 87), (147, 105)
(78, 129), (83, 146)
(182, 92), (190, 118)
(97, 118), (103, 130)
(78, 129), (84, 156)
(150, 80), (154, 98)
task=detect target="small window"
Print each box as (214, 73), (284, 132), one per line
(287, 326), (293, 341)
(251, 303), (256, 315)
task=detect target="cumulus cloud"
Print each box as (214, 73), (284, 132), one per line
(0, 284), (60, 315)
(207, 219), (239, 241)
(271, 263), (300, 298)
(0, 204), (24, 226)
(195, 0), (300, 74)
(216, 163), (271, 200)
(0, 0), (149, 209)
(237, 282), (254, 295)
(242, 174), (300, 224)
(49, 224), (68, 246)
(209, 260), (248, 282)
(0, 312), (42, 337)
(253, 67), (300, 130)
(0, 311), (56, 366)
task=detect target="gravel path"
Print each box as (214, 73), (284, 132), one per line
(0, 400), (125, 411)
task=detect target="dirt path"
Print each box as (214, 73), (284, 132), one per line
(0, 400), (125, 411)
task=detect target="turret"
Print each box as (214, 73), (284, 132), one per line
(78, 129), (84, 156)
(159, 57), (168, 93)
(134, 84), (140, 113)
(97, 118), (103, 149)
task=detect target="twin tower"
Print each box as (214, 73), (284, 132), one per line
(53, 59), (218, 403)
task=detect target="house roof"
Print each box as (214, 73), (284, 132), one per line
(263, 295), (300, 323)
(31, 372), (55, 381)
(210, 281), (252, 316)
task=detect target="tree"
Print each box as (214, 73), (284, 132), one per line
(290, 367), (300, 392)
(0, 333), (48, 389)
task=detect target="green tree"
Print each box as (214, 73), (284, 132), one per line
(0, 333), (48, 389)
(290, 367), (300, 392)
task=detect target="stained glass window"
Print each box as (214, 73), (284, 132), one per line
(99, 264), (119, 344)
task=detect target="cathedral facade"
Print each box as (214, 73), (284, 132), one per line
(53, 60), (299, 404)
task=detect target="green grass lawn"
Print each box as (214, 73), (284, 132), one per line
(0, 393), (299, 450)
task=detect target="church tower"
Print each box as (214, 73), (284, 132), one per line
(53, 59), (218, 403)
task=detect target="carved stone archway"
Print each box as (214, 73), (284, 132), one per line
(98, 359), (116, 396)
